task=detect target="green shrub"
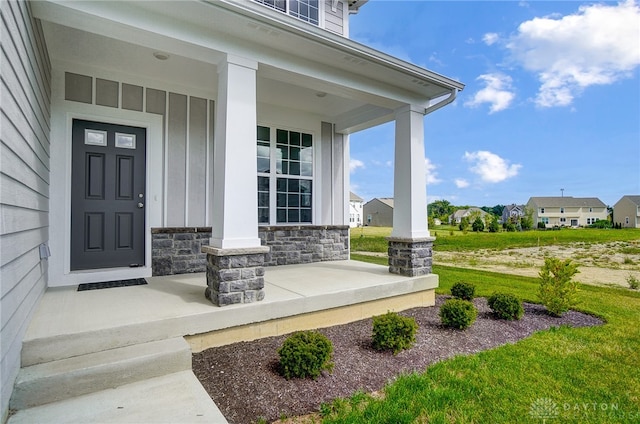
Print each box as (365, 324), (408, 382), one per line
(278, 331), (334, 379)
(538, 257), (580, 317)
(372, 311), (418, 355)
(627, 274), (639, 290)
(451, 281), (476, 301)
(439, 299), (477, 329)
(487, 292), (524, 320)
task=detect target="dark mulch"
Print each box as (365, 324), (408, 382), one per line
(192, 296), (603, 423)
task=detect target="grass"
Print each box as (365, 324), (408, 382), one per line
(350, 226), (640, 253)
(321, 262), (640, 423)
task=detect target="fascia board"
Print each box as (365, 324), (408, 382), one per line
(205, 0), (464, 94)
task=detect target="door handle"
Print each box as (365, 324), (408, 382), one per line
(137, 202), (144, 208)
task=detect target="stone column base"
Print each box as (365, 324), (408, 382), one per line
(387, 237), (435, 277)
(201, 245), (270, 306)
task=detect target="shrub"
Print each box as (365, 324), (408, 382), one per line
(439, 299), (477, 329)
(451, 281), (475, 301)
(627, 274), (639, 290)
(278, 331), (334, 379)
(372, 311), (418, 355)
(538, 257), (580, 317)
(472, 217), (485, 232)
(537, 221), (547, 229)
(487, 293), (524, 320)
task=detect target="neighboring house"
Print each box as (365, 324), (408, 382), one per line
(364, 198), (394, 227)
(527, 197), (608, 228)
(1, 0), (464, 418)
(501, 204), (526, 224)
(449, 207), (488, 225)
(349, 192), (364, 228)
(613, 195), (640, 228)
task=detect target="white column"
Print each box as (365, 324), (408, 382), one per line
(210, 54), (261, 249)
(390, 105), (429, 239)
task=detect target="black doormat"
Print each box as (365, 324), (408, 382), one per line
(77, 278), (147, 291)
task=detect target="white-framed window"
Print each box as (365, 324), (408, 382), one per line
(560, 207), (565, 213)
(560, 217), (566, 223)
(257, 125), (314, 225)
(253, 0), (319, 25)
(541, 217), (549, 224)
(540, 208), (545, 214)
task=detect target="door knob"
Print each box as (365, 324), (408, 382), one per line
(137, 202), (144, 208)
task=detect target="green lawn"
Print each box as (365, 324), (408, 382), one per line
(350, 226), (640, 253)
(321, 261), (640, 423)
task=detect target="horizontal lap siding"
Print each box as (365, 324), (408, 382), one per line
(324, 0), (344, 36)
(0, 0), (51, 420)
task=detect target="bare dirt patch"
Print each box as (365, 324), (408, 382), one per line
(193, 297), (602, 424)
(433, 241), (640, 288)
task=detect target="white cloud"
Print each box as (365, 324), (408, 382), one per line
(455, 179), (470, 188)
(464, 73), (516, 113)
(463, 151), (522, 183)
(350, 158), (365, 173)
(506, 0), (640, 107)
(482, 32), (500, 46)
(425, 157), (442, 185)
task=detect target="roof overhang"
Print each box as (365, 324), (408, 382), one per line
(33, 0), (464, 134)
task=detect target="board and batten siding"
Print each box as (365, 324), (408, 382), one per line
(0, 0), (51, 420)
(63, 72), (215, 228)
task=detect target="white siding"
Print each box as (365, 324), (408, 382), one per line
(324, 0), (345, 36)
(0, 0), (51, 419)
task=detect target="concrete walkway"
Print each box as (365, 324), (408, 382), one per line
(9, 260), (438, 423)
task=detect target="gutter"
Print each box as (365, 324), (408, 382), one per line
(424, 88), (458, 115)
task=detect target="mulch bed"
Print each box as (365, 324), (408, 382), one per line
(192, 296), (603, 423)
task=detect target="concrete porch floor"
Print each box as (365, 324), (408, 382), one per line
(10, 260), (438, 423)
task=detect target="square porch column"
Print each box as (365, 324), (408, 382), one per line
(388, 105), (434, 277)
(203, 54), (269, 306)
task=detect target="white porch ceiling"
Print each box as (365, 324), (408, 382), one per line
(35, 0), (464, 133)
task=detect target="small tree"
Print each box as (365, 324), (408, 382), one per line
(459, 217), (470, 231)
(472, 216), (485, 232)
(538, 257), (580, 317)
(488, 216), (500, 233)
(520, 207), (534, 230)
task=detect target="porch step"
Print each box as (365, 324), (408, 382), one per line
(10, 337), (191, 410)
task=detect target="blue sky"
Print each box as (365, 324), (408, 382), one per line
(347, 0), (640, 208)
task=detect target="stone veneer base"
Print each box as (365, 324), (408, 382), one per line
(387, 236), (435, 277)
(202, 245), (270, 307)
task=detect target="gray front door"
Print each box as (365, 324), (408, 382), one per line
(71, 119), (146, 271)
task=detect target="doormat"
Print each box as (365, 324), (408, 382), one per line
(77, 278), (147, 291)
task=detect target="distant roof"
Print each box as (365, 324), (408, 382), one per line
(619, 195), (640, 205)
(365, 197), (394, 208)
(350, 192), (364, 202)
(528, 197), (606, 208)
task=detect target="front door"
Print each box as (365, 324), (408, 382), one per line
(71, 119), (146, 271)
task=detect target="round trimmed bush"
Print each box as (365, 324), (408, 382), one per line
(372, 311), (418, 355)
(451, 281), (476, 301)
(487, 292), (524, 320)
(439, 298), (477, 329)
(278, 331), (334, 380)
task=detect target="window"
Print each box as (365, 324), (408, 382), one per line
(254, 0), (319, 25)
(589, 207), (593, 212)
(257, 126), (313, 224)
(541, 217), (549, 224)
(540, 208), (545, 214)
(560, 217), (566, 223)
(560, 207), (565, 213)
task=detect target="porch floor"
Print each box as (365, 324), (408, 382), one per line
(12, 260), (438, 423)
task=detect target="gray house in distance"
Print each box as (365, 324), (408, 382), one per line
(364, 198), (394, 227)
(613, 195), (640, 228)
(501, 204), (526, 224)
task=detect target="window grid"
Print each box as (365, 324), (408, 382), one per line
(258, 126), (313, 225)
(253, 0), (319, 25)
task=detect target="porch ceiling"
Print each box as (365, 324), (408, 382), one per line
(34, 0), (464, 133)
